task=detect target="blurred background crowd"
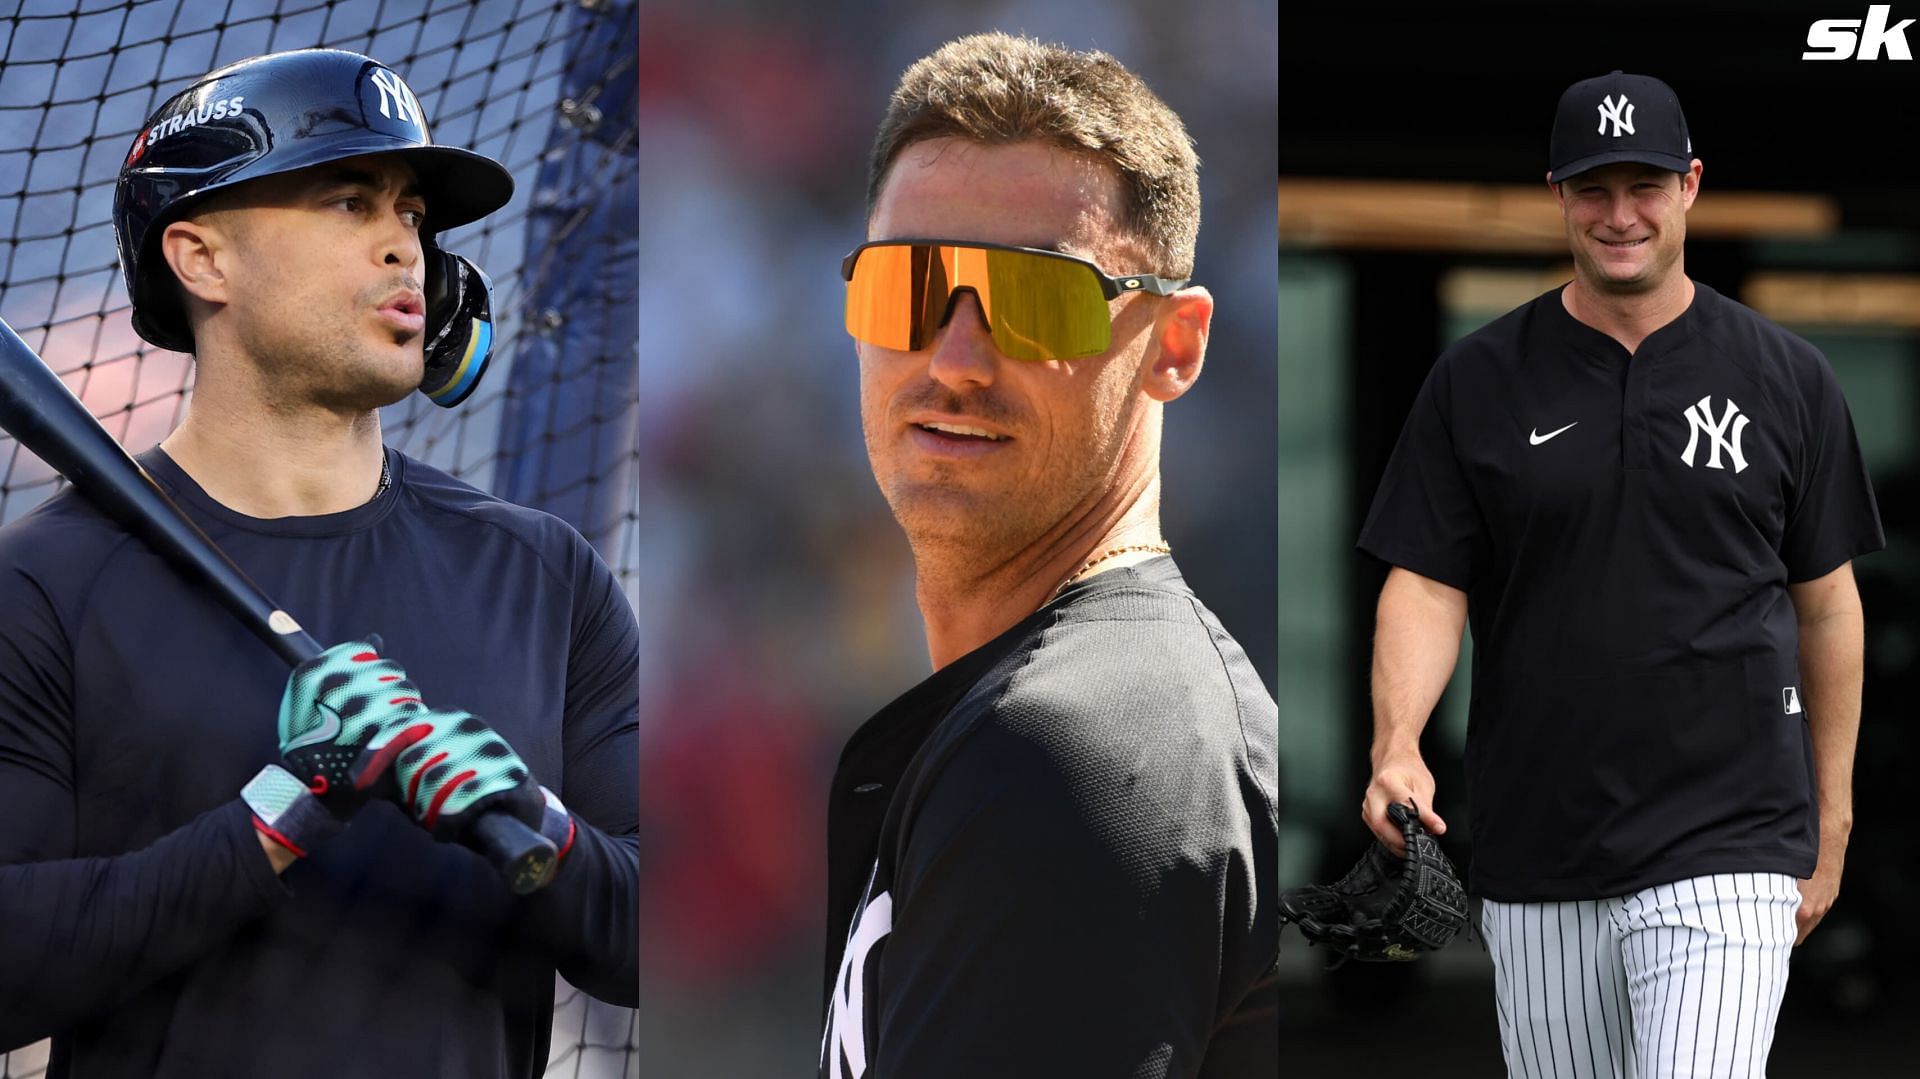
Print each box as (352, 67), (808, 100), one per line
(633, 0), (1278, 1071)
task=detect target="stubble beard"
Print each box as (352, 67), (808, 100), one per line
(237, 290), (423, 414)
(868, 373), (1140, 585)
(882, 463), (1077, 569)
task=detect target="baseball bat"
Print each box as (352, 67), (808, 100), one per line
(0, 316), (557, 895)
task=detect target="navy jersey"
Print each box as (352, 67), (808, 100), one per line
(0, 447), (638, 1077)
(1359, 283), (1884, 901)
(820, 558), (1279, 1079)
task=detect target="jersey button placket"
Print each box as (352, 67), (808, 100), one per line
(1622, 348), (1654, 473)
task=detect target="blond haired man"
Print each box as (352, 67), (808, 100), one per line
(821, 33), (1278, 1079)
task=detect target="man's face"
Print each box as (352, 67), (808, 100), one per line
(859, 138), (1165, 555)
(1553, 161), (1700, 294)
(196, 153), (429, 410)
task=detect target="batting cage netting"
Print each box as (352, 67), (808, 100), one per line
(0, 1), (638, 1076)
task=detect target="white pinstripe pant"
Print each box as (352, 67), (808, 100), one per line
(1481, 873), (1800, 1079)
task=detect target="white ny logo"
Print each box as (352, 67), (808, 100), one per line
(820, 888), (892, 1079)
(1597, 94), (1635, 137)
(369, 69), (424, 128)
(1681, 395), (1750, 473)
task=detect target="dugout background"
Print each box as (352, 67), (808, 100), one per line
(1280, 2), (1920, 1075)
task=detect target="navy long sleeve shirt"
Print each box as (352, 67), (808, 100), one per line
(0, 448), (638, 1078)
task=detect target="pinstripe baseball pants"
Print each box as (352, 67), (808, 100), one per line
(1481, 872), (1800, 1079)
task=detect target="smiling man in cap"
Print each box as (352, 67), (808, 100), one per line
(1357, 70), (1882, 1076)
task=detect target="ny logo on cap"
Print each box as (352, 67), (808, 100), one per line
(1597, 94), (1635, 137)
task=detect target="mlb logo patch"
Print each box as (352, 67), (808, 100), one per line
(1783, 687), (1802, 715)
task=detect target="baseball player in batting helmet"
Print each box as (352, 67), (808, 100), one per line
(1357, 71), (1882, 1076)
(0, 49), (640, 1073)
(115, 47), (504, 405)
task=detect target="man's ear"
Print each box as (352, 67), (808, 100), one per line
(1547, 171), (1565, 209)
(159, 217), (234, 307)
(1142, 285), (1211, 404)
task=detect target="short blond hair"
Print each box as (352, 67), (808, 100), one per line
(867, 32), (1201, 278)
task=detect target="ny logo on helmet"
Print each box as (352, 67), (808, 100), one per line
(369, 68), (426, 128)
(1680, 396), (1750, 473)
(1597, 94), (1635, 137)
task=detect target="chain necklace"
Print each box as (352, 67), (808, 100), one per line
(1046, 542), (1172, 604)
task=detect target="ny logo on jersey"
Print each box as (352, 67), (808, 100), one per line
(368, 69), (425, 129)
(1597, 94), (1635, 137)
(820, 884), (892, 1079)
(1680, 395), (1751, 473)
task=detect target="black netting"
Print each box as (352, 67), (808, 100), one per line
(0, 0), (637, 1074)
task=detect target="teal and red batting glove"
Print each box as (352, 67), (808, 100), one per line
(381, 707), (576, 868)
(275, 638), (433, 822)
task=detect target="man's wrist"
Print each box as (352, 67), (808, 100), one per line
(1370, 734), (1424, 768)
(241, 764), (344, 861)
(1819, 808), (1854, 836)
(256, 829), (299, 874)
(536, 785), (577, 868)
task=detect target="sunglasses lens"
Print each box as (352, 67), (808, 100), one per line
(977, 247), (1110, 361)
(844, 243), (922, 351)
(844, 243), (1112, 360)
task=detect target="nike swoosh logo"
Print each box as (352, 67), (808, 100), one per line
(284, 703), (343, 752)
(1529, 422), (1577, 445)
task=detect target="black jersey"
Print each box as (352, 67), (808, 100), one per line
(0, 448), (639, 1077)
(1359, 282), (1883, 902)
(819, 557), (1278, 1079)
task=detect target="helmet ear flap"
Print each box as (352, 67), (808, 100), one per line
(419, 246), (495, 408)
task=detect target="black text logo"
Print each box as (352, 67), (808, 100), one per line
(1804, 5), (1915, 59)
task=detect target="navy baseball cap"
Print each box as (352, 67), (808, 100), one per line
(1547, 71), (1693, 183)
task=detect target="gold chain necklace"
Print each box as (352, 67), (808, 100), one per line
(1047, 542), (1171, 604)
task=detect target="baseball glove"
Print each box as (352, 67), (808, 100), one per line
(1279, 802), (1468, 964)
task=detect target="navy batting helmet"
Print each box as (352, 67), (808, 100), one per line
(114, 48), (512, 407)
